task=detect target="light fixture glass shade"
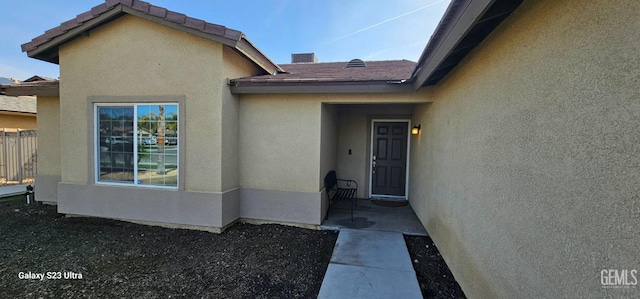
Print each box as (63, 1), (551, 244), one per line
(411, 125), (420, 135)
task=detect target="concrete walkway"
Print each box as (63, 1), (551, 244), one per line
(318, 229), (422, 299)
(0, 184), (29, 198)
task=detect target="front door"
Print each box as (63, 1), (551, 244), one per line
(371, 121), (408, 198)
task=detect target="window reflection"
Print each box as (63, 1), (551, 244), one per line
(98, 107), (135, 183)
(96, 104), (178, 188)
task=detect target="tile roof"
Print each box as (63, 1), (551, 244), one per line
(232, 60), (417, 83)
(0, 80), (60, 97)
(21, 0), (282, 74)
(0, 96), (37, 114)
(21, 0), (242, 54)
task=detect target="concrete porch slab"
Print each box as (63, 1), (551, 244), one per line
(321, 199), (427, 235)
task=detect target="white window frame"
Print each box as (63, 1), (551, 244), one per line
(94, 103), (179, 189)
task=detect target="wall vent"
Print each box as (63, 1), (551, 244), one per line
(345, 59), (366, 68)
(291, 53), (318, 63)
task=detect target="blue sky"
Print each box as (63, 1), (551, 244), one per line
(0, 0), (450, 80)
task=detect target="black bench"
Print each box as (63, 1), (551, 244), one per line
(324, 170), (358, 221)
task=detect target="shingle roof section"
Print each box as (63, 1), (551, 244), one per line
(0, 96), (37, 114)
(233, 60), (417, 83)
(21, 0), (243, 53)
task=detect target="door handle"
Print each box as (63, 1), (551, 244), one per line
(372, 158), (376, 174)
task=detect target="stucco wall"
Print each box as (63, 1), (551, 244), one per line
(239, 94), (322, 192)
(238, 93), (429, 194)
(320, 104), (338, 190)
(0, 113), (36, 129)
(221, 46), (261, 191)
(35, 97), (60, 176)
(34, 96), (60, 203)
(409, 0), (639, 298)
(59, 14), (224, 192)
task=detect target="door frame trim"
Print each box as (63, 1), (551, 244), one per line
(368, 119), (411, 200)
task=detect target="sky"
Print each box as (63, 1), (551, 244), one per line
(0, 0), (450, 80)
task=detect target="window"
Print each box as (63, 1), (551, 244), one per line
(96, 104), (178, 188)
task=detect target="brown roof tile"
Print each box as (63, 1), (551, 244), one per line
(148, 5), (167, 18)
(105, 0), (121, 7)
(20, 0), (283, 74)
(59, 18), (81, 31)
(233, 60), (416, 83)
(165, 11), (186, 24)
(76, 11), (94, 23)
(224, 29), (242, 41)
(203, 23), (226, 36)
(184, 17), (206, 31)
(22, 0), (241, 53)
(131, 0), (150, 13)
(90, 3), (109, 15)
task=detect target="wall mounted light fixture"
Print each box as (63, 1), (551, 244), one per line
(411, 124), (421, 135)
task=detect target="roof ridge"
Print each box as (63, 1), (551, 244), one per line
(20, 0), (283, 74)
(281, 59), (416, 66)
(21, 0), (242, 53)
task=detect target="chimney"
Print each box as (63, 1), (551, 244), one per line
(291, 53), (318, 63)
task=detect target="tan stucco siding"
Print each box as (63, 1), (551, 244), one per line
(221, 46), (262, 191)
(33, 96), (60, 203)
(410, 0), (640, 298)
(0, 113), (36, 129)
(320, 104), (338, 191)
(239, 94), (322, 192)
(59, 15), (224, 192)
(35, 97), (60, 175)
(320, 90), (430, 104)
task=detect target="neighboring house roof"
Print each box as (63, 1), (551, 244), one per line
(0, 95), (37, 114)
(24, 75), (56, 82)
(0, 78), (14, 85)
(21, 0), (283, 75)
(0, 80), (59, 97)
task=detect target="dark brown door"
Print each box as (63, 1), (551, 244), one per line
(372, 121), (408, 197)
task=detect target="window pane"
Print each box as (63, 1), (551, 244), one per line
(136, 104), (178, 187)
(97, 106), (134, 183)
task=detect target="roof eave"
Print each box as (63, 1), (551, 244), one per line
(236, 37), (285, 75)
(23, 4), (282, 75)
(25, 6), (125, 64)
(230, 80), (414, 94)
(412, 0), (494, 90)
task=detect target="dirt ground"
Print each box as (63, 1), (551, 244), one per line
(0, 196), (336, 298)
(405, 234), (467, 298)
(1, 196), (465, 298)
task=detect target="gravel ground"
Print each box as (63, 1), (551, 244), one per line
(405, 234), (467, 298)
(0, 196), (337, 298)
(1, 195), (465, 298)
